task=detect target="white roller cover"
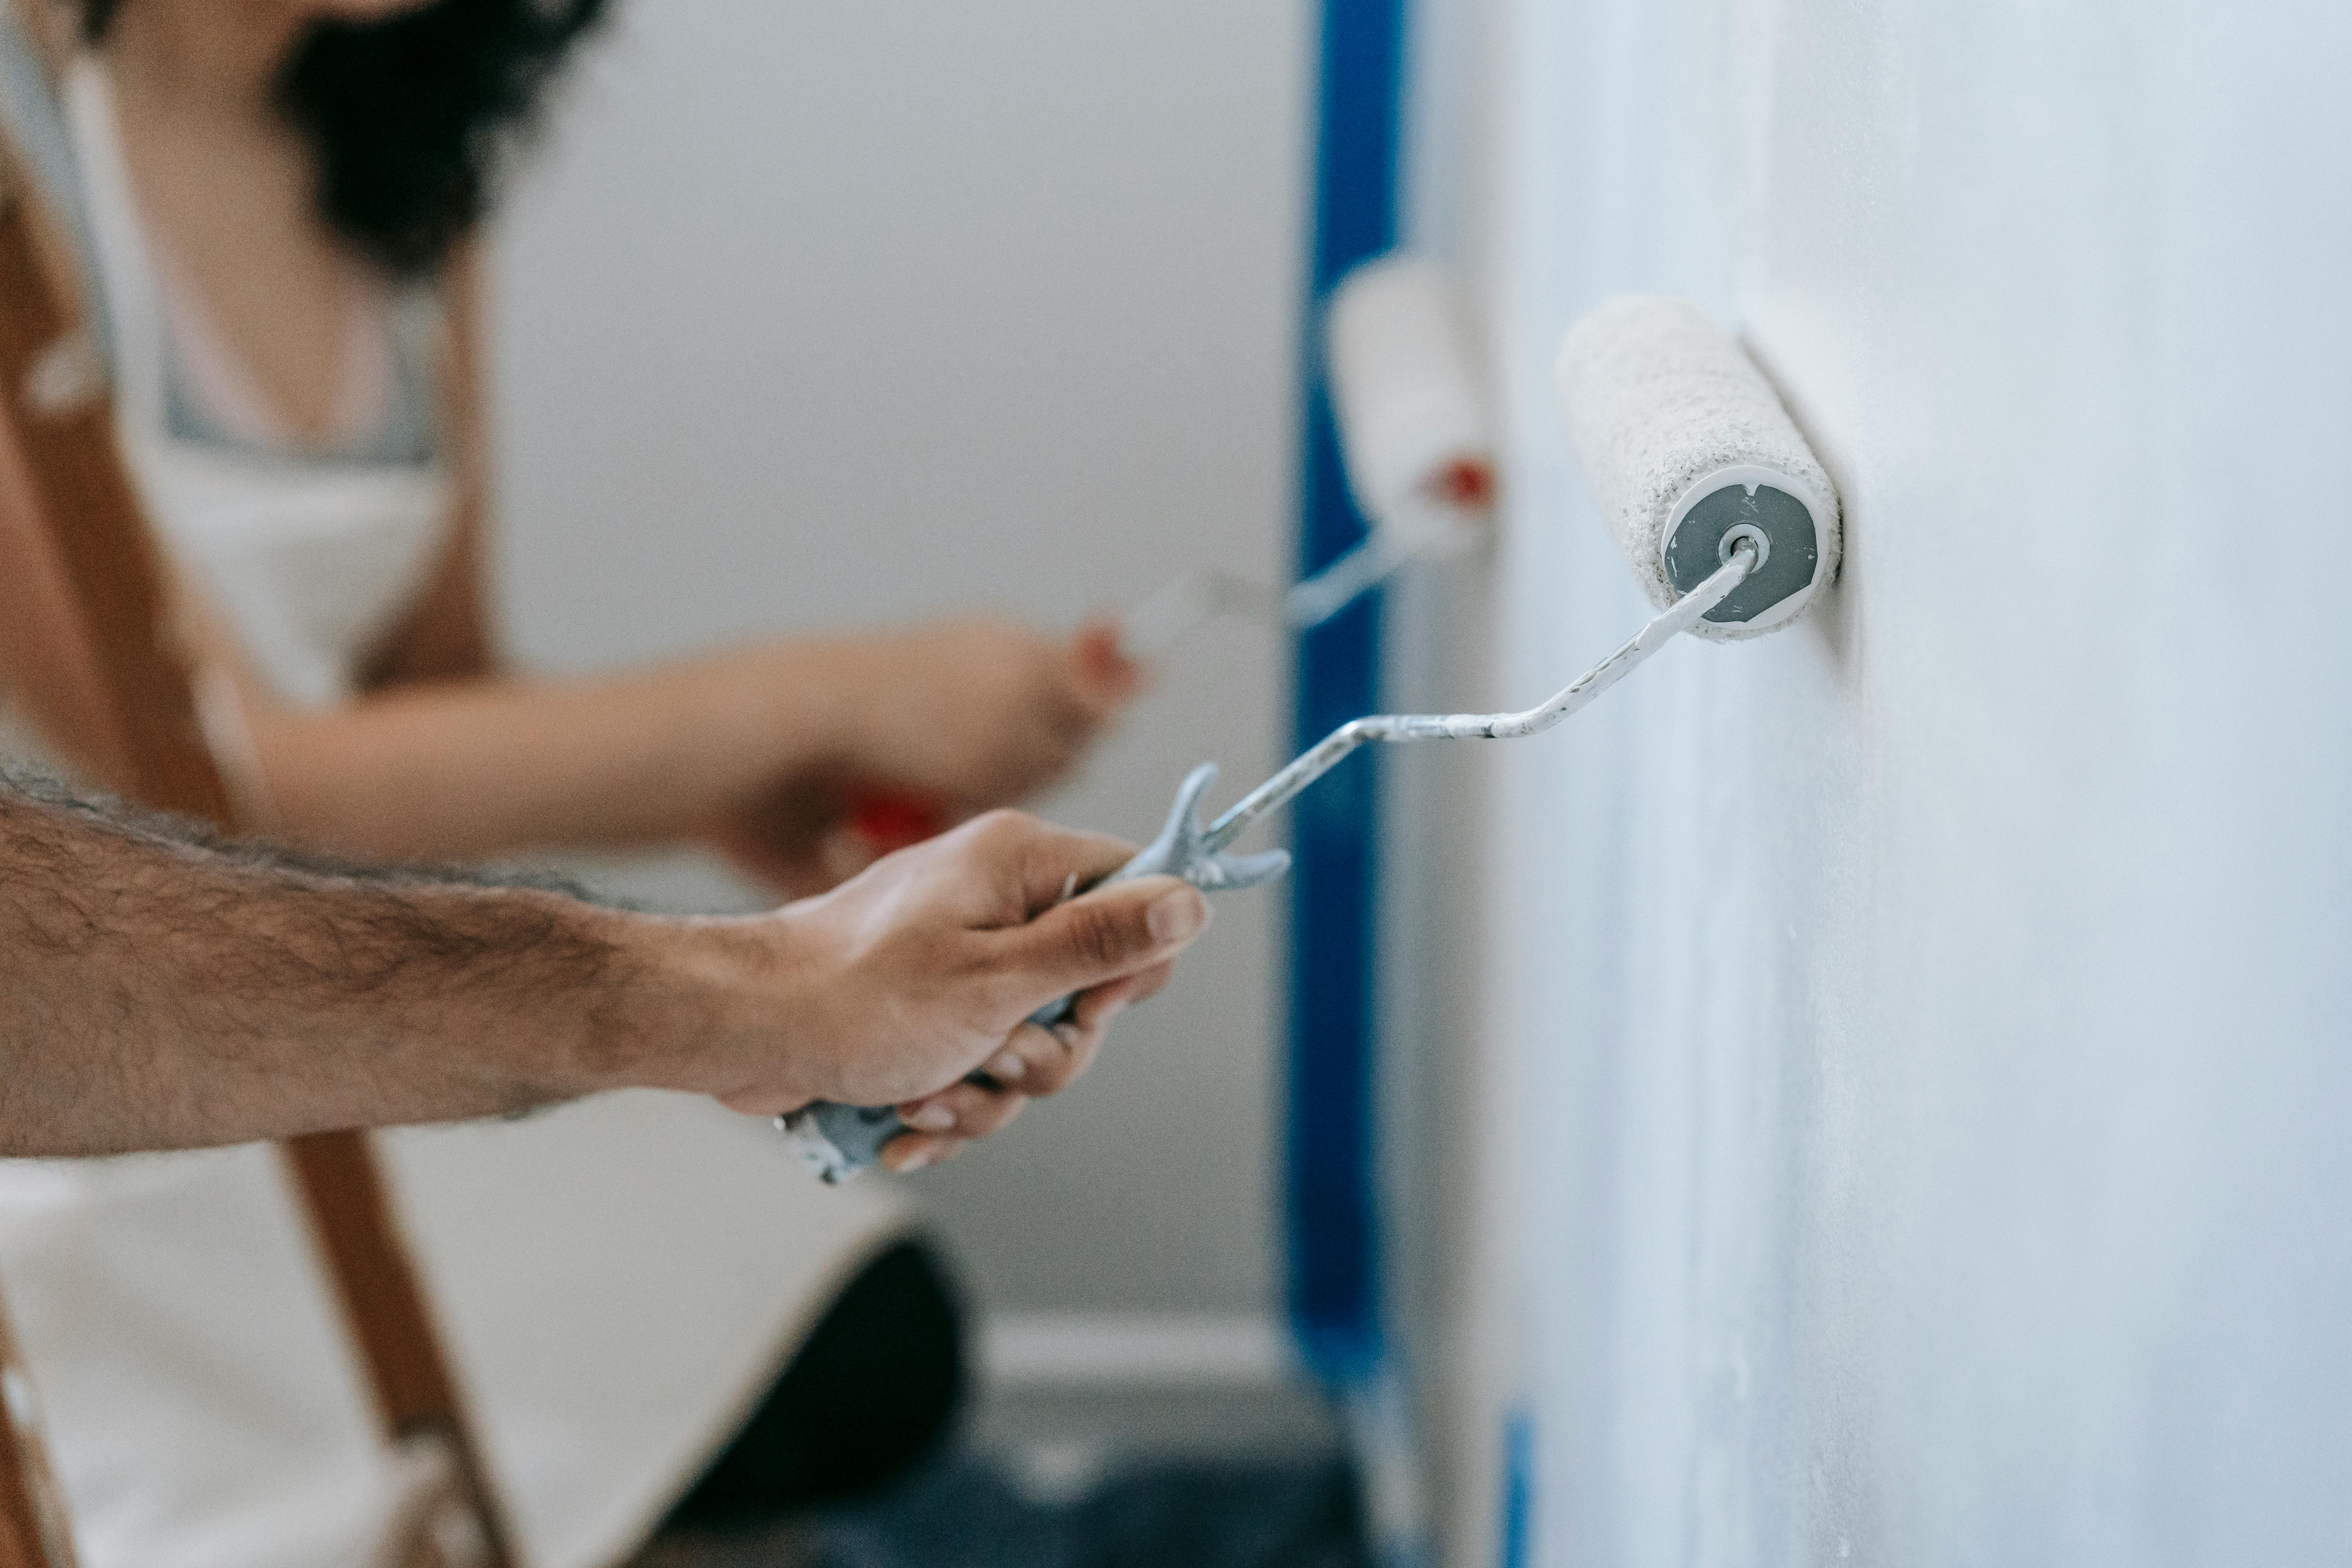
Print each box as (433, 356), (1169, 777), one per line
(1325, 256), (1494, 526)
(1555, 294), (1840, 640)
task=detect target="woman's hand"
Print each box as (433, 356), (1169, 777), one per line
(838, 615), (1142, 806)
(709, 616), (1143, 894)
(701, 768), (875, 900)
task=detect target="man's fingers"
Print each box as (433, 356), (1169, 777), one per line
(1000, 1018), (1103, 1099)
(892, 954), (1176, 1147)
(1071, 958), (1176, 1024)
(968, 956), (1174, 1100)
(897, 1079), (1027, 1142)
(881, 1132), (968, 1175)
(993, 873), (1209, 1003)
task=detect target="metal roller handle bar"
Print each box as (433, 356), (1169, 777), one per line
(1196, 539), (1757, 855)
(851, 491), (1487, 842)
(779, 541), (1753, 1182)
(1122, 492), (1484, 658)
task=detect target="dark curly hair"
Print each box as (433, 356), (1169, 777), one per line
(85, 0), (610, 276)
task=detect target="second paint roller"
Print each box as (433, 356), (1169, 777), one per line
(784, 293), (1835, 1182)
(1122, 256), (1498, 653)
(846, 259), (1496, 852)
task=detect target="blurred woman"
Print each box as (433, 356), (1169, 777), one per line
(0, 0), (1139, 1563)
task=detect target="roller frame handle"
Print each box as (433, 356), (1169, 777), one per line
(777, 763), (1289, 1182)
(784, 546), (1762, 1183)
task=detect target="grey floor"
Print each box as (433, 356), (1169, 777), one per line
(970, 1378), (1344, 1501)
(642, 1379), (1362, 1568)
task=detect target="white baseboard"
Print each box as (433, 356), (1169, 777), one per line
(979, 1311), (1292, 1388)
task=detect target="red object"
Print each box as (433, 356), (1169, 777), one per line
(1438, 456), (1497, 512)
(847, 788), (949, 853)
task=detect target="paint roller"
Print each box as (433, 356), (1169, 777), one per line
(1555, 294), (1837, 636)
(1122, 256), (1496, 652)
(781, 291), (1815, 1183)
(842, 257), (1495, 853)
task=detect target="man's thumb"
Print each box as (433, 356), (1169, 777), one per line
(1000, 873), (1210, 1002)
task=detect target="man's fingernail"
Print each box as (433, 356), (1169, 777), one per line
(890, 1146), (934, 1174)
(1147, 888), (1210, 945)
(985, 1050), (1027, 1083)
(907, 1103), (956, 1132)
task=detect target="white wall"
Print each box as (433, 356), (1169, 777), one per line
(486, 0), (1310, 1315)
(1431, 0), (2352, 1561)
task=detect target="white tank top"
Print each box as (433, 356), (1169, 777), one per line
(67, 66), (450, 713)
(0, 58), (904, 1568)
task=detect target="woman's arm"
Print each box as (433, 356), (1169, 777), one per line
(247, 620), (1129, 864)
(287, 248), (1136, 872)
(253, 633), (865, 860)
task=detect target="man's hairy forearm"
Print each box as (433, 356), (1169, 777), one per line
(0, 771), (1213, 1172)
(0, 771), (692, 1156)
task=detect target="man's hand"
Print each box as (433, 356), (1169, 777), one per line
(651, 809), (1209, 1171)
(0, 775), (1207, 1161)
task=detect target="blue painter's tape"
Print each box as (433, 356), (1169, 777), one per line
(1499, 1410), (1534, 1568)
(1289, 0), (1406, 1391)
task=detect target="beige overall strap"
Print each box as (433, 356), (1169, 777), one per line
(0, 127), (514, 1568)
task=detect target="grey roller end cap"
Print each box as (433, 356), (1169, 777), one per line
(1664, 482), (1819, 626)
